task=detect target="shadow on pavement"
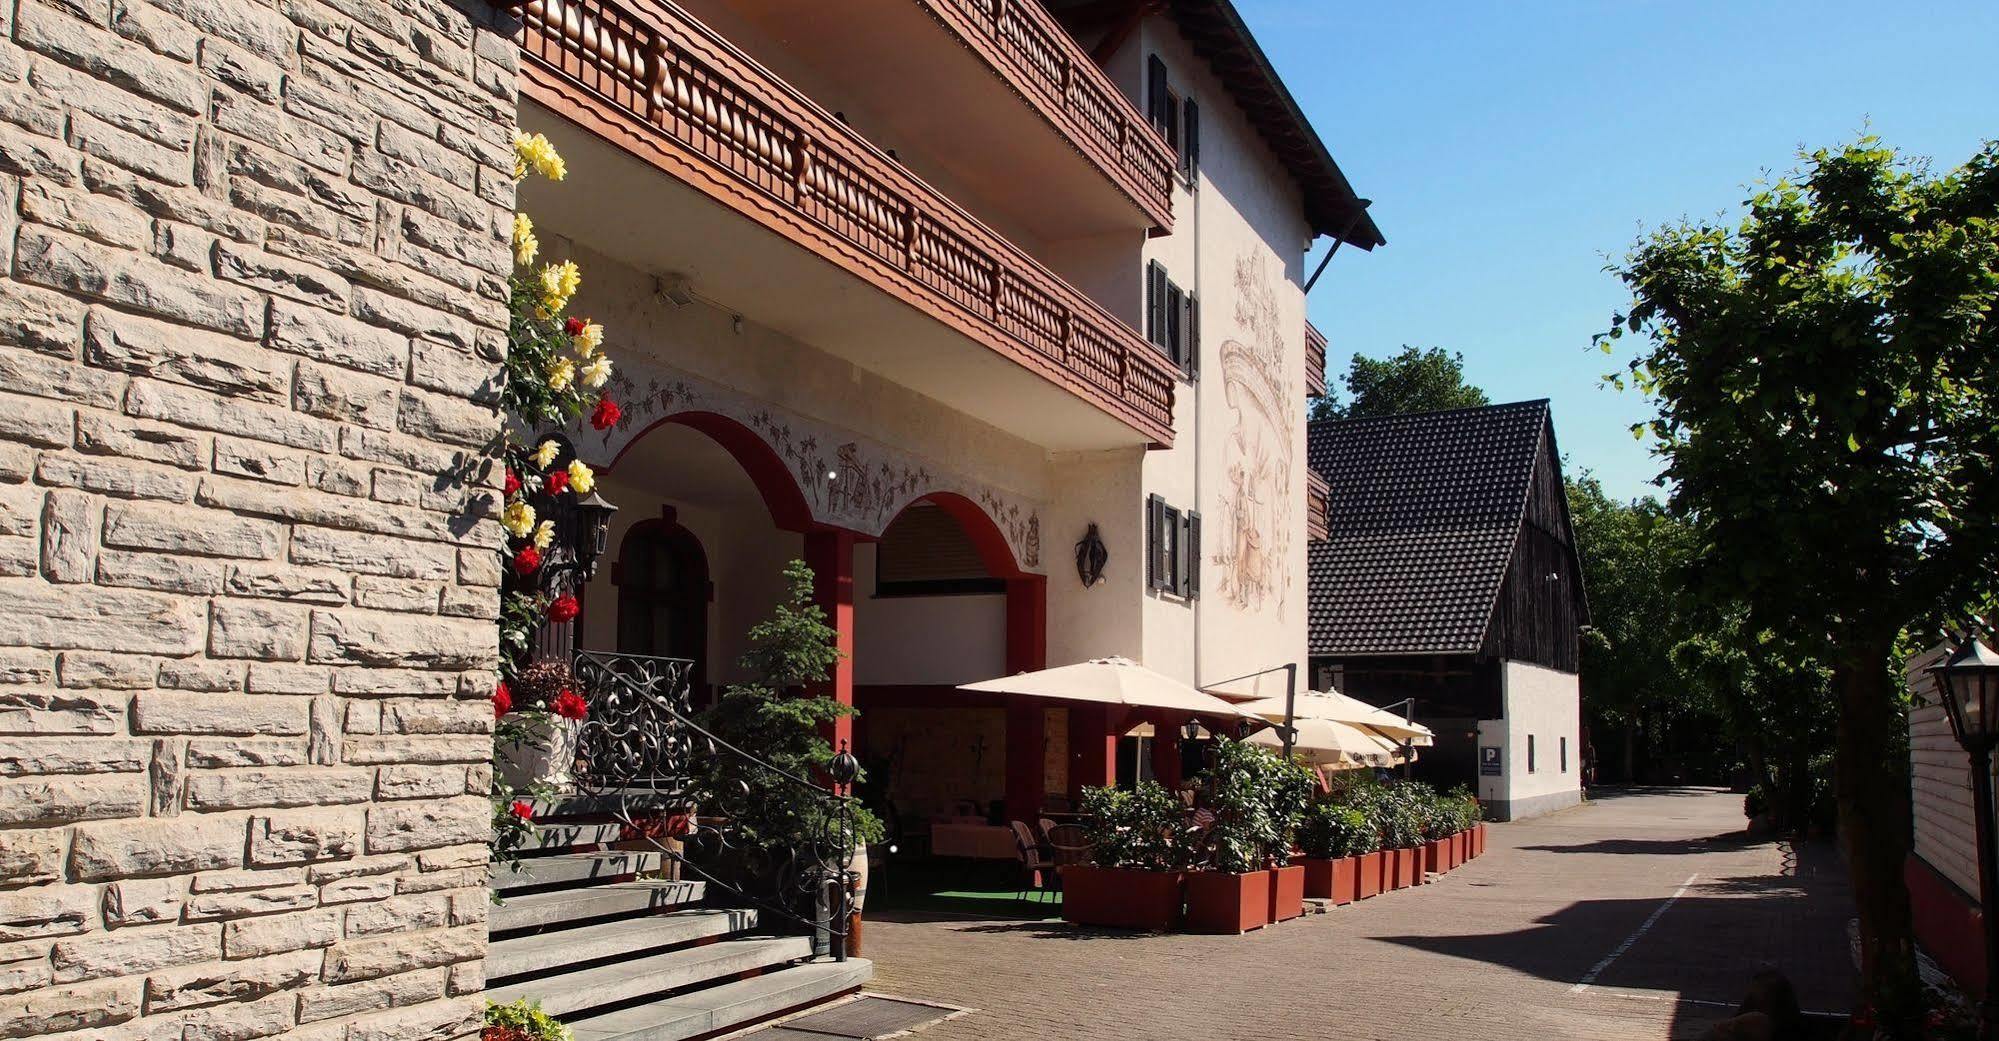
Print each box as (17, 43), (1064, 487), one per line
(1583, 785), (1738, 802)
(1518, 832), (1763, 856)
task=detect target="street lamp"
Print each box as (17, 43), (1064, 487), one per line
(1928, 635), (1999, 1038)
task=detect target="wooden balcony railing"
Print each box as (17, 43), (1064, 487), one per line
(1304, 319), (1329, 400)
(514, 0), (1179, 445)
(919, 0), (1176, 227)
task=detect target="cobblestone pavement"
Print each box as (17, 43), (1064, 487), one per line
(863, 788), (1856, 1041)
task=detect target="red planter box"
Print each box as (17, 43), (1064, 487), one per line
(1392, 847), (1417, 889)
(1185, 870), (1271, 934)
(1424, 839), (1445, 876)
(1268, 865), (1305, 922)
(1474, 823), (1487, 857)
(1357, 851), (1384, 898)
(1061, 866), (1183, 931)
(1453, 831), (1467, 867)
(1301, 856), (1360, 905)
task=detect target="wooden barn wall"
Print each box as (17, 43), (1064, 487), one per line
(1483, 427), (1582, 673)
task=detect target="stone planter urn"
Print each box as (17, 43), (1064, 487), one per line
(497, 714), (581, 794)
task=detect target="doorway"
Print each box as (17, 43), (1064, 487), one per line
(615, 516), (711, 698)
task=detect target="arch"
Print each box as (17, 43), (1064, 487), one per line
(893, 490), (1030, 581)
(603, 410), (816, 532)
(614, 516), (710, 696)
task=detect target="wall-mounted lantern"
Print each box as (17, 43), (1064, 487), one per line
(1075, 523), (1108, 588)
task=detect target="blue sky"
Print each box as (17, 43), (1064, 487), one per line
(1253, 0), (1998, 502)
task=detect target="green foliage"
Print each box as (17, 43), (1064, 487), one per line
(1308, 345), (1490, 422)
(1606, 135), (1999, 1032)
(485, 998), (573, 1041)
(696, 561), (883, 863)
(1078, 781), (1191, 871)
(1295, 802), (1376, 858)
(1190, 740), (1317, 872)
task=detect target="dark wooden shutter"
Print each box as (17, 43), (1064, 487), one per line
(1147, 55), (1170, 136)
(1185, 510), (1201, 599)
(1163, 281), (1183, 369)
(1182, 97), (1200, 182)
(1181, 292), (1199, 379)
(1146, 494), (1166, 591)
(1145, 261), (1167, 349)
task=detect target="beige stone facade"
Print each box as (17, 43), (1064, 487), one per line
(0, 0), (514, 1035)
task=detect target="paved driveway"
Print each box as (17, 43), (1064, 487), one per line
(862, 788), (1856, 1041)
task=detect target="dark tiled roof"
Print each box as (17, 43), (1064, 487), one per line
(1307, 400), (1551, 656)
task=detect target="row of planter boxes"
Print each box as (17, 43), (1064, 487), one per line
(1062, 823), (1488, 935)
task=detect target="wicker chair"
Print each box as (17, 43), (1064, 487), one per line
(1009, 820), (1056, 904)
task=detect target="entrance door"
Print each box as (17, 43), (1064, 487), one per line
(616, 520), (710, 698)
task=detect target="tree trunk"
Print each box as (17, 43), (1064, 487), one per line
(1832, 636), (1920, 1033)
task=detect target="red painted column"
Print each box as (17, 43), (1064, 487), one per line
(1003, 576), (1048, 821)
(1068, 705), (1122, 799)
(804, 530), (855, 755)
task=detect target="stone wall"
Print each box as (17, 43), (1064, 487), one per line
(0, 0), (515, 1036)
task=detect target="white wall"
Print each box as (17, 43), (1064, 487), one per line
(851, 542), (1006, 686)
(1909, 645), (1981, 896)
(1485, 661), (1583, 820)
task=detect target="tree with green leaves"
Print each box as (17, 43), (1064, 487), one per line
(1308, 345), (1490, 421)
(1607, 136), (1999, 1033)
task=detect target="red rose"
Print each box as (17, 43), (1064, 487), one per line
(493, 681), (512, 718)
(590, 398), (622, 431)
(564, 316), (586, 335)
(545, 469), (569, 494)
(548, 594), (580, 623)
(551, 689), (589, 720)
(504, 469), (521, 496)
(510, 800), (534, 821)
(512, 546), (541, 575)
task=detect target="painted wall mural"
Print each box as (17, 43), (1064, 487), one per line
(574, 357), (1044, 572)
(1211, 250), (1293, 617)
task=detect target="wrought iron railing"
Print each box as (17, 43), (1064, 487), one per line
(511, 0), (1180, 445)
(921, 0), (1177, 224)
(570, 650), (858, 960)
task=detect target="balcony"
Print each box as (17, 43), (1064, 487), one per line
(671, 0), (1174, 245)
(513, 0), (1178, 448)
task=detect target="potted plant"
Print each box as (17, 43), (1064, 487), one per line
(1296, 802), (1371, 905)
(1062, 781), (1189, 931)
(1183, 739), (1280, 933)
(1263, 752), (1316, 924)
(1373, 784), (1424, 890)
(486, 998), (572, 1041)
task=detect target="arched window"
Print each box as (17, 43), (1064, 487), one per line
(616, 519), (710, 694)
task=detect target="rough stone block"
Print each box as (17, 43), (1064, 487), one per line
(36, 454), (196, 503)
(134, 692), (307, 736)
(16, 226), (261, 338)
(102, 501), (281, 559)
(37, 490), (95, 583)
(0, 774), (143, 825)
(224, 907), (340, 959)
(126, 378), (338, 454)
(364, 797), (486, 854)
(0, 690), (124, 735)
(70, 814), (247, 880)
(208, 600), (308, 660)
(145, 949), (320, 1012)
(0, 828), (65, 885)
(74, 412), (207, 471)
(183, 766), (371, 810)
(0, 736), (148, 774)
(213, 438), (306, 486)
(17, 179), (149, 249)
(185, 738), (305, 769)
(249, 809), (360, 865)
(320, 925), (480, 984)
(83, 307), (289, 403)
(306, 610), (491, 670)
(290, 526), (452, 580)
(94, 549), (225, 595)
(102, 877), (185, 927)
(0, 887), (94, 941)
(54, 651), (153, 690)
(180, 883), (317, 922)
(50, 922), (220, 983)
(0, 977), (141, 1034)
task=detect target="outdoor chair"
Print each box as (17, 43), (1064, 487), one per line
(1009, 820), (1056, 904)
(1044, 823), (1091, 867)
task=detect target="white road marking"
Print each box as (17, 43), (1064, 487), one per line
(1569, 873), (1698, 994)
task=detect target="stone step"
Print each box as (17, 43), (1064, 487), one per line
(568, 959), (875, 1041)
(492, 850), (665, 893)
(526, 819), (627, 852)
(487, 908), (759, 980)
(489, 880), (704, 934)
(485, 935), (816, 1018)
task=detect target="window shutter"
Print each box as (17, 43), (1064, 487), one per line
(1181, 292), (1199, 379)
(1182, 98), (1200, 182)
(1146, 494), (1165, 591)
(1185, 510), (1201, 599)
(1147, 55), (1170, 135)
(1145, 262), (1167, 349)
(1164, 281), (1184, 369)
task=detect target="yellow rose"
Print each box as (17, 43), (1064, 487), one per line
(532, 519), (556, 550)
(512, 132), (566, 182)
(547, 356), (575, 392)
(532, 439), (561, 469)
(512, 213), (537, 266)
(502, 500), (535, 538)
(567, 460), (595, 495)
(581, 356), (612, 389)
(573, 321), (604, 356)
(538, 260), (581, 316)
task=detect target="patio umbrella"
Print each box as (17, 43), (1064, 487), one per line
(958, 657), (1266, 725)
(1225, 689), (1435, 747)
(1246, 717), (1404, 770)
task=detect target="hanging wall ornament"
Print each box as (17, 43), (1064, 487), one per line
(1075, 523), (1108, 588)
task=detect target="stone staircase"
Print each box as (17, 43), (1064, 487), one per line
(488, 820), (872, 1041)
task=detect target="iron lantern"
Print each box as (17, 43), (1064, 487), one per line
(572, 490), (619, 577)
(1181, 718), (1204, 743)
(1932, 637), (1999, 751)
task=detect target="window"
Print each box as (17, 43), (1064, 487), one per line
(1146, 494), (1200, 599)
(874, 504), (1004, 597)
(1148, 55), (1199, 184)
(1560, 736), (1569, 774)
(1527, 734), (1537, 773)
(1145, 261), (1198, 380)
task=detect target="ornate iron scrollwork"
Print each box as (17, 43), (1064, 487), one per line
(568, 650), (857, 959)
